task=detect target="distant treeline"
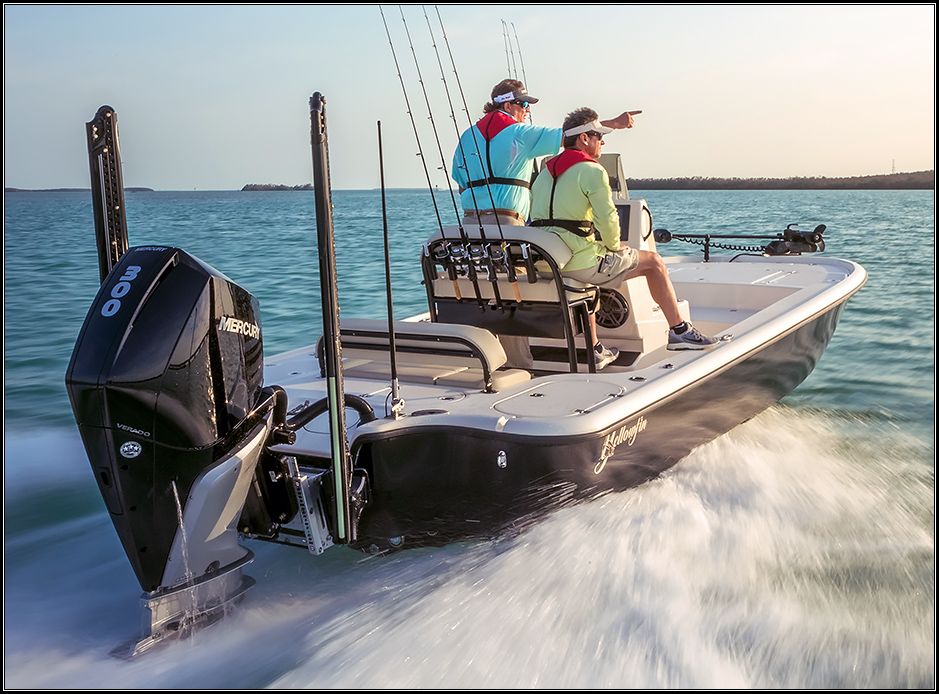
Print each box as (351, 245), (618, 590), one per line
(6, 171), (933, 194)
(626, 170), (934, 191)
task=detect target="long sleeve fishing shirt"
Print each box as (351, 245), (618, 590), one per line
(530, 153), (622, 272)
(451, 113), (562, 220)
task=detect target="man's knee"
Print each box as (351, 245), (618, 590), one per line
(635, 249), (666, 274)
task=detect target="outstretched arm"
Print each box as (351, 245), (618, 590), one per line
(600, 110), (641, 130)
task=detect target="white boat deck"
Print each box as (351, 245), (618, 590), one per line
(266, 253), (866, 460)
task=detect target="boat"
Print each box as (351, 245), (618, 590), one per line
(65, 98), (866, 656)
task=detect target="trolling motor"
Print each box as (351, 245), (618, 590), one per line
(653, 223), (826, 261)
(765, 224), (826, 255)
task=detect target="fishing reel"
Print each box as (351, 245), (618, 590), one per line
(426, 242), (467, 283)
(488, 243), (507, 267)
(467, 242), (487, 270)
(447, 243), (470, 276)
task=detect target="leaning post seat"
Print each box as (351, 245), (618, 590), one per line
(421, 224), (598, 373)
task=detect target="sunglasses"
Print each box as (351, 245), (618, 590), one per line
(587, 131), (604, 140)
(512, 100), (530, 109)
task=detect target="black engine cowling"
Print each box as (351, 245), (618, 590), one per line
(66, 246), (265, 592)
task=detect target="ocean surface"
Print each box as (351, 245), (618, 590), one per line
(3, 187), (934, 688)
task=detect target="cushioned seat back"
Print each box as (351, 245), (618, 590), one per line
(316, 318), (530, 392)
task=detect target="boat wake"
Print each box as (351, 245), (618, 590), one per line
(3, 407), (933, 689)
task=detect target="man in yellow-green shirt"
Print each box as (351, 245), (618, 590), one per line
(530, 107), (718, 368)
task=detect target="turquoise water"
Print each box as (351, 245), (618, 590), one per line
(3, 188), (934, 688)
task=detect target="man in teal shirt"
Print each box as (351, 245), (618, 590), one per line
(451, 79), (635, 225)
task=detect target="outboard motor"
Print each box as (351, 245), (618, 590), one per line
(66, 244), (270, 655)
(67, 101), (368, 655)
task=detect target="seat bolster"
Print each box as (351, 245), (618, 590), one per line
(339, 318), (508, 372)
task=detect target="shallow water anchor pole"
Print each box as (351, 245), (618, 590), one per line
(310, 92), (354, 543)
(86, 105), (129, 284)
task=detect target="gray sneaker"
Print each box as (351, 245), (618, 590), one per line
(668, 322), (720, 350)
(595, 345), (620, 369)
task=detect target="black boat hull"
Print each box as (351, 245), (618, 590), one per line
(351, 301), (845, 549)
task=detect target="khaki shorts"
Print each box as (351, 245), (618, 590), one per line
(562, 247), (640, 287)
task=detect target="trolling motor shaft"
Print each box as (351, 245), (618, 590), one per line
(654, 223), (827, 260)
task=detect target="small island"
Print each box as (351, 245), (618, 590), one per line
(241, 183), (313, 191)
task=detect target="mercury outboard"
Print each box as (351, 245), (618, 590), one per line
(65, 241), (274, 652)
(65, 101), (362, 656)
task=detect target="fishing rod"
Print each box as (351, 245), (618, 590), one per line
(379, 5), (479, 307)
(501, 20), (531, 126)
(502, 20), (517, 80)
(400, 5), (463, 227)
(511, 23), (528, 88)
(434, 5), (523, 301)
(423, 6), (514, 308)
(397, 5), (493, 311)
(377, 121), (404, 419)
(434, 6), (508, 244)
(510, 22), (531, 125)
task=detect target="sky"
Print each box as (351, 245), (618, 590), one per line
(3, 4), (935, 191)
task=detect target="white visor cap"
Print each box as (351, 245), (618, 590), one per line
(563, 120), (613, 138)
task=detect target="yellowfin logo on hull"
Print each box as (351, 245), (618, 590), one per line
(595, 416), (648, 474)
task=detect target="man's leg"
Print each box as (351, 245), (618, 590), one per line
(628, 250), (720, 350)
(628, 250), (684, 327)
